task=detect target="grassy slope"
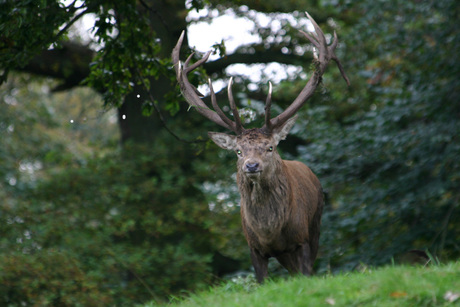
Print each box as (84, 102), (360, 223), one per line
(147, 262), (460, 307)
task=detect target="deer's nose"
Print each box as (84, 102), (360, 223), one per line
(245, 162), (260, 173)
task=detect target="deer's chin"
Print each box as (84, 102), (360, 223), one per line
(244, 171), (262, 181)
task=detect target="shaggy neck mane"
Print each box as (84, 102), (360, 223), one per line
(238, 160), (289, 208)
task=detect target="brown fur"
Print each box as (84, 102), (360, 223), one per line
(208, 119), (324, 282)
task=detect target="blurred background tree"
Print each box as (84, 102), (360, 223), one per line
(0, 0), (458, 305)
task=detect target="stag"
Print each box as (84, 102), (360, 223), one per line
(172, 12), (349, 282)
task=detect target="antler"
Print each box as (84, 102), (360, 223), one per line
(172, 31), (244, 134)
(262, 11), (350, 132)
(172, 12), (349, 135)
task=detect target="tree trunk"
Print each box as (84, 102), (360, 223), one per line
(118, 0), (187, 145)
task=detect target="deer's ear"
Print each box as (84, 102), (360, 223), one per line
(208, 132), (237, 151)
(272, 115), (297, 145)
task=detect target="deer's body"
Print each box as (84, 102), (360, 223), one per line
(209, 126), (323, 281)
(172, 12), (349, 282)
(240, 159), (323, 257)
(241, 160), (323, 280)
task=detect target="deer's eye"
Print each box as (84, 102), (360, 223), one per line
(268, 146), (273, 152)
(236, 150), (242, 156)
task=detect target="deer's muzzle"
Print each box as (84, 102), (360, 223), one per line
(245, 162), (260, 173)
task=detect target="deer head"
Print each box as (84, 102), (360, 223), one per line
(207, 115), (298, 184)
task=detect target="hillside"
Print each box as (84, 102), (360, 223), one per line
(146, 262), (460, 307)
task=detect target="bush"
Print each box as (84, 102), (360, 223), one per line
(0, 251), (111, 306)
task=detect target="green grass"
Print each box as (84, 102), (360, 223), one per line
(145, 262), (460, 307)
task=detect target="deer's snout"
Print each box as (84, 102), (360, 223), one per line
(245, 162), (260, 173)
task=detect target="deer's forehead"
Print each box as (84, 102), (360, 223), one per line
(236, 130), (273, 149)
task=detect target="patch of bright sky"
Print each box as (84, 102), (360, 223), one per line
(186, 5), (315, 93)
(186, 5), (314, 55)
(186, 6), (263, 57)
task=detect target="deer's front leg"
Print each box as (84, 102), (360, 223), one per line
(250, 248), (269, 283)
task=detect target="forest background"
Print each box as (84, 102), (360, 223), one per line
(0, 0), (459, 305)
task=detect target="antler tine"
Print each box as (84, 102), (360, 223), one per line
(306, 11), (327, 66)
(209, 78), (235, 129)
(330, 31), (339, 50)
(264, 12), (350, 131)
(299, 30), (320, 49)
(227, 77), (244, 135)
(172, 30), (241, 133)
(264, 81), (273, 131)
(306, 13), (350, 85)
(333, 57), (350, 86)
(331, 30), (351, 86)
(185, 50), (212, 72)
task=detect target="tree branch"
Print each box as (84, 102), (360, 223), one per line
(203, 46), (312, 75)
(16, 42), (311, 91)
(17, 41), (95, 91)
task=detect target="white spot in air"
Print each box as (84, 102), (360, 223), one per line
(136, 94), (140, 98)
(70, 119), (74, 123)
(9, 177), (17, 186)
(122, 115), (126, 120)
